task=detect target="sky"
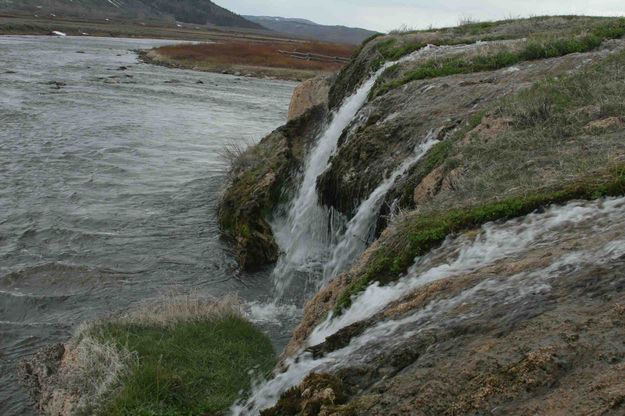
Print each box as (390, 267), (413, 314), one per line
(221, 0), (625, 32)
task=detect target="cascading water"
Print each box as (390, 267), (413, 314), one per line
(321, 133), (439, 283)
(233, 197), (625, 414)
(310, 195), (625, 343)
(268, 46), (443, 302)
(270, 62), (397, 300)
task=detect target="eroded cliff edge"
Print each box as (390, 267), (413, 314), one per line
(220, 16), (625, 415)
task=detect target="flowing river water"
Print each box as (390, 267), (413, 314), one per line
(0, 35), (296, 415)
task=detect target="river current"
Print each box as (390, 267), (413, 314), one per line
(0, 35), (296, 415)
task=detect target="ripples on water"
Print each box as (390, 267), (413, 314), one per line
(0, 35), (295, 415)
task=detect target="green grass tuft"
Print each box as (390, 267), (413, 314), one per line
(92, 316), (275, 416)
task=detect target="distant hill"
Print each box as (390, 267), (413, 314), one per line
(0, 0), (263, 29)
(245, 15), (378, 45)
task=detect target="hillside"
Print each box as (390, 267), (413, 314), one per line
(245, 15), (377, 44)
(220, 15), (625, 415)
(0, 0), (263, 29)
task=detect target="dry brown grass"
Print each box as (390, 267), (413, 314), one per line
(218, 140), (255, 182)
(64, 330), (137, 415)
(118, 293), (242, 328)
(153, 39), (355, 72)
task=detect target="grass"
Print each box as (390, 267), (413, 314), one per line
(54, 295), (275, 416)
(496, 55), (625, 132)
(145, 39), (354, 80)
(370, 18), (625, 98)
(335, 48), (625, 312)
(93, 317), (274, 416)
(448, 50), (625, 207)
(58, 327), (137, 415)
(335, 166), (625, 313)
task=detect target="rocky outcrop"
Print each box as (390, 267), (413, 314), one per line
(318, 41), (623, 218)
(218, 105), (327, 271)
(219, 20), (625, 271)
(222, 16), (625, 415)
(288, 76), (333, 121)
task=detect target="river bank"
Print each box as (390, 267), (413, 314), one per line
(0, 35), (296, 416)
(1, 14), (354, 82)
(221, 15), (625, 415)
(138, 40), (354, 81)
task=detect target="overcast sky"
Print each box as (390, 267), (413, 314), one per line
(221, 0), (625, 32)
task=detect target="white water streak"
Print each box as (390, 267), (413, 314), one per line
(321, 134), (439, 282)
(232, 197), (625, 414)
(271, 46), (440, 299)
(310, 197), (625, 344)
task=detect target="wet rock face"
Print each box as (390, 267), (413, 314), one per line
(269, 204), (625, 415)
(218, 105), (327, 271)
(261, 373), (349, 416)
(288, 76), (333, 121)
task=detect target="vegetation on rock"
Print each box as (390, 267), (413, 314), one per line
(333, 48), (625, 310)
(218, 106), (326, 271)
(336, 165), (625, 311)
(19, 296), (275, 416)
(371, 18), (625, 98)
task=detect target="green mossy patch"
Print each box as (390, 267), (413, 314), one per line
(331, 16), (624, 112)
(92, 316), (275, 416)
(335, 166), (625, 313)
(218, 105), (326, 271)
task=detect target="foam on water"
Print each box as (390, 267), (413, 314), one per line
(246, 301), (300, 327)
(270, 62), (396, 298)
(310, 197), (625, 344)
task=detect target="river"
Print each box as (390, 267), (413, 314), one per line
(0, 35), (296, 415)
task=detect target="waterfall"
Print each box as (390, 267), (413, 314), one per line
(233, 197), (625, 415)
(270, 47), (441, 300)
(270, 61), (397, 299)
(246, 47), (448, 341)
(321, 133), (439, 282)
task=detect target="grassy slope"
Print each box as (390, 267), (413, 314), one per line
(335, 47), (625, 311)
(328, 16), (623, 109)
(0, 15), (277, 40)
(90, 316), (274, 416)
(371, 18), (625, 97)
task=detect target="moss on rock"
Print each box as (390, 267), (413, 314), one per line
(218, 105), (326, 271)
(335, 166), (625, 312)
